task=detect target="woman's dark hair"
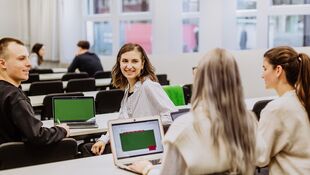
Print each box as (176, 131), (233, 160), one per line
(111, 43), (158, 89)
(31, 43), (44, 65)
(264, 46), (310, 117)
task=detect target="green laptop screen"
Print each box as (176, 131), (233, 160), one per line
(120, 130), (156, 151)
(53, 97), (95, 122)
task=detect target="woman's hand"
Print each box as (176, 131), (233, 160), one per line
(91, 140), (106, 155)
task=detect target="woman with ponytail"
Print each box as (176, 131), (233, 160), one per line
(256, 46), (310, 174)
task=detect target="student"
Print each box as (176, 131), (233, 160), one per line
(256, 46), (310, 174)
(29, 43), (45, 69)
(68, 40), (103, 77)
(0, 37), (69, 145)
(90, 43), (176, 155)
(129, 48), (257, 175)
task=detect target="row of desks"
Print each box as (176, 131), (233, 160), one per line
(22, 78), (111, 92)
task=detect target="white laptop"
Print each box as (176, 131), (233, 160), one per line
(108, 116), (164, 173)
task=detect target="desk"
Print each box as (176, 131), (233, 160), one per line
(39, 73), (65, 81)
(51, 68), (67, 73)
(29, 91), (100, 107)
(0, 154), (134, 175)
(22, 78), (111, 92)
(42, 113), (119, 138)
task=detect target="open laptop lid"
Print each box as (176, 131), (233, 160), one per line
(171, 108), (190, 121)
(109, 116), (165, 165)
(52, 96), (95, 123)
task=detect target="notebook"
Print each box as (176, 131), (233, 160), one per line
(52, 96), (98, 129)
(171, 108), (190, 121)
(109, 116), (164, 174)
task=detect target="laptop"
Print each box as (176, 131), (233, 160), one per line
(52, 96), (98, 129)
(171, 108), (190, 121)
(109, 116), (164, 174)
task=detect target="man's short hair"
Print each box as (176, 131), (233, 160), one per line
(77, 40), (90, 50)
(0, 37), (24, 59)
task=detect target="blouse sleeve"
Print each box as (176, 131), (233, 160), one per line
(148, 142), (187, 175)
(256, 108), (290, 167)
(144, 82), (177, 125)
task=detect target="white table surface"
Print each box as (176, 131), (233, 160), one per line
(0, 154), (134, 175)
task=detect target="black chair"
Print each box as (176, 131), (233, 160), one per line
(252, 99), (273, 121)
(95, 89), (124, 114)
(182, 84), (192, 104)
(41, 92), (84, 120)
(22, 73), (39, 84)
(29, 68), (53, 74)
(94, 71), (112, 79)
(156, 74), (170, 85)
(28, 81), (63, 96)
(66, 78), (96, 93)
(0, 138), (78, 170)
(61, 72), (89, 81)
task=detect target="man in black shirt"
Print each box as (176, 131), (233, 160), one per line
(68, 40), (103, 77)
(0, 37), (69, 145)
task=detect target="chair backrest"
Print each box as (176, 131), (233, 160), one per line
(95, 89), (124, 114)
(61, 72), (89, 81)
(252, 99), (273, 121)
(22, 73), (39, 84)
(29, 68), (53, 74)
(66, 78), (96, 93)
(94, 71), (112, 79)
(182, 84), (192, 105)
(163, 85), (185, 106)
(28, 81), (63, 96)
(156, 74), (170, 85)
(41, 92), (84, 120)
(0, 138), (77, 170)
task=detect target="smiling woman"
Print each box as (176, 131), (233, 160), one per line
(85, 43), (177, 156)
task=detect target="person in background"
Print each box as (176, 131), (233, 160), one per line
(29, 43), (45, 69)
(0, 37), (69, 145)
(68, 40), (103, 77)
(89, 43), (177, 156)
(129, 48), (257, 175)
(256, 46), (310, 174)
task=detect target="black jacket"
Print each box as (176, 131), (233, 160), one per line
(67, 52), (103, 77)
(0, 80), (67, 145)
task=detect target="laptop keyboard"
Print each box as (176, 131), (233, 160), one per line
(124, 159), (161, 166)
(67, 121), (95, 126)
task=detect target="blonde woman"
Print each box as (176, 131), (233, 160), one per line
(256, 46), (310, 174)
(130, 48), (257, 175)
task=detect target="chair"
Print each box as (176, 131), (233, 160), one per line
(66, 78), (96, 92)
(0, 138), (78, 170)
(28, 81), (63, 96)
(163, 85), (186, 106)
(95, 89), (124, 114)
(252, 99), (273, 121)
(22, 73), (39, 84)
(156, 74), (170, 85)
(29, 68), (53, 74)
(41, 92), (84, 120)
(61, 72), (89, 81)
(94, 71), (112, 79)
(182, 84), (192, 104)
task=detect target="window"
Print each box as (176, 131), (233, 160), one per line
(122, 0), (149, 12)
(237, 0), (257, 10)
(269, 15), (310, 47)
(87, 21), (113, 55)
(237, 17), (257, 50)
(88, 0), (110, 15)
(272, 0), (310, 5)
(182, 0), (199, 53)
(119, 20), (152, 53)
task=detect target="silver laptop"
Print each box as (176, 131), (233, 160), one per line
(52, 96), (98, 129)
(109, 116), (164, 173)
(171, 108), (190, 121)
